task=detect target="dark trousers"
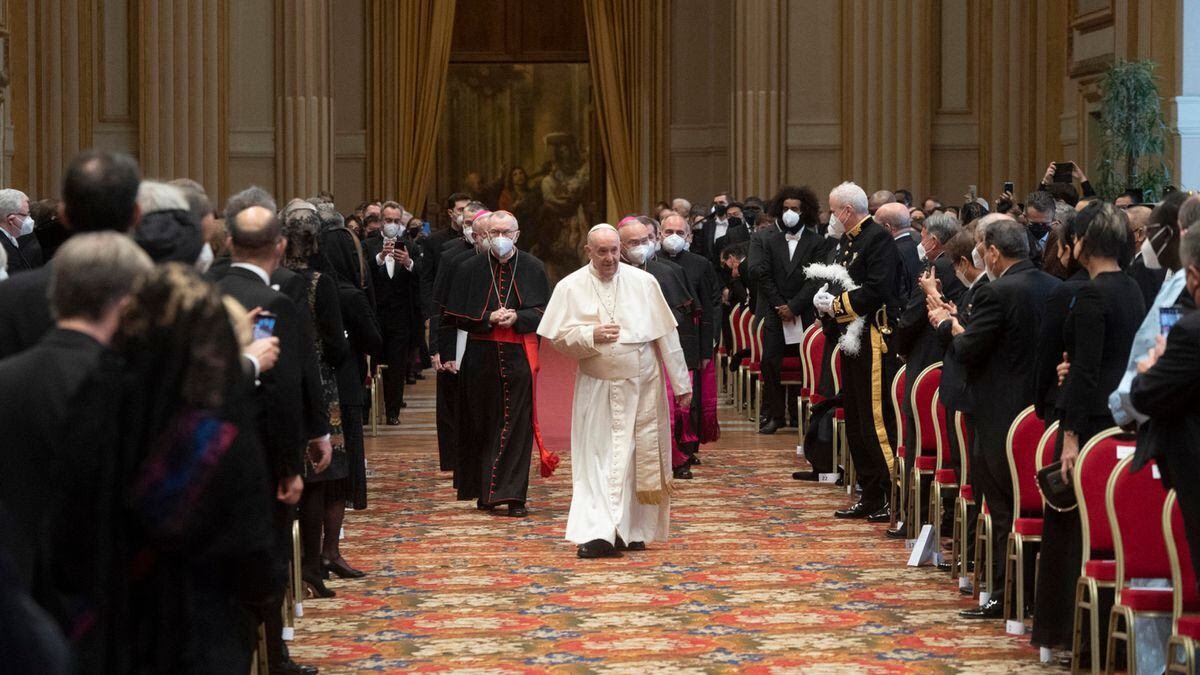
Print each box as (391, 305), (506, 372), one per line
(381, 327), (409, 417)
(972, 429), (1013, 597)
(760, 318), (800, 423)
(839, 324), (896, 506)
(436, 370), (459, 474)
(263, 500), (295, 664)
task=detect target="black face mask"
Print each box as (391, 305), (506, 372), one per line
(744, 207), (761, 225)
(782, 221), (802, 235)
(727, 217), (743, 229)
(1028, 221), (1051, 239)
(713, 203), (728, 218)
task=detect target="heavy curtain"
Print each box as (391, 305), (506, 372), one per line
(367, 0), (456, 209)
(583, 0), (667, 217)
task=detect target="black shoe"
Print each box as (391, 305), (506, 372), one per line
(959, 585), (974, 596)
(686, 455), (701, 466)
(866, 504), (891, 523)
(415, 371), (426, 380)
(885, 523), (908, 539)
(270, 660), (319, 675)
(322, 556), (366, 579)
(673, 466), (693, 480)
(614, 536), (646, 552)
(758, 418), (783, 435)
(577, 539), (620, 559)
(406, 375), (417, 385)
(386, 415), (401, 425)
(792, 470), (818, 481)
(477, 501), (495, 512)
(834, 501), (880, 519)
(936, 561), (953, 572)
(302, 573), (336, 599)
(399, 401), (408, 408)
(503, 503), (528, 518)
(960, 598), (1003, 619)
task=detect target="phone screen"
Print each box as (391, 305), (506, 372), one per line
(421, 221), (431, 236)
(1160, 307), (1182, 336)
(252, 315), (277, 341)
(1003, 181), (1014, 194)
(1053, 162), (1074, 183)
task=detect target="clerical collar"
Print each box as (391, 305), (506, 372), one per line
(231, 262), (271, 285)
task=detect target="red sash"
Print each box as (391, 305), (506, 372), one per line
(470, 326), (560, 477)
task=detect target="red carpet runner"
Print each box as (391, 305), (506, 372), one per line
(289, 357), (1053, 672)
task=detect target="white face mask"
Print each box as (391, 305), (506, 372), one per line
(1141, 236), (1161, 270)
(195, 242), (214, 273)
(454, 212), (464, 227)
(662, 233), (686, 255)
(955, 269), (970, 288)
(827, 213), (845, 239)
(464, 226), (474, 244)
(625, 243), (650, 265)
(0, 267), (7, 282)
(490, 236), (515, 259)
(781, 210), (800, 228)
(19, 216), (33, 237)
(653, 240), (661, 253)
(917, 243), (928, 262)
(382, 223), (401, 239)
(971, 246), (985, 270)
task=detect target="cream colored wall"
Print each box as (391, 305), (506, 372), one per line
(2, 0), (1192, 211)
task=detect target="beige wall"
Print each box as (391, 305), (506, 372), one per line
(1, 0), (1191, 213)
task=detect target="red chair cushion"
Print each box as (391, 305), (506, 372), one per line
(1083, 559), (1117, 582)
(1013, 518), (1043, 536)
(1119, 587), (1173, 612)
(959, 484), (974, 501)
(811, 394), (825, 405)
(717, 347), (728, 355)
(780, 371), (803, 380)
(781, 357), (802, 369)
(897, 445), (907, 460)
(1177, 614), (1200, 640)
(834, 408), (844, 421)
(746, 361), (760, 370)
(800, 387), (811, 397)
(935, 469), (958, 483)
(914, 456), (938, 471)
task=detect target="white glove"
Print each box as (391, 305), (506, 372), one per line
(813, 283), (835, 316)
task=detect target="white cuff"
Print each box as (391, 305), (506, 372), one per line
(244, 352), (261, 378)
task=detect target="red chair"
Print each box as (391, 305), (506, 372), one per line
(732, 307), (751, 411)
(926, 389), (957, 562)
(1001, 407), (1048, 628)
(906, 363), (944, 532)
(949, 411), (974, 582)
(745, 316), (764, 422)
(889, 365), (908, 529)
(717, 304), (742, 398)
(1165, 490), (1200, 675)
(1069, 428), (1131, 674)
(797, 323), (825, 433)
(828, 347), (850, 491)
(1105, 455), (1172, 673)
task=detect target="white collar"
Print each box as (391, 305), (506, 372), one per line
(231, 262), (271, 285)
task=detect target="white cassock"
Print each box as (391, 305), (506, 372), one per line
(537, 262), (691, 545)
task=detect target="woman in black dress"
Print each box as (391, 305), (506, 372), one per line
(1031, 201), (1146, 657)
(281, 208), (352, 597)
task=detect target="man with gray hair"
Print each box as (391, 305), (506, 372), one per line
(886, 212), (965, 538)
(868, 189), (896, 215)
(942, 217), (1061, 619)
(0, 187), (41, 274)
(671, 197), (692, 220)
(811, 181), (902, 522)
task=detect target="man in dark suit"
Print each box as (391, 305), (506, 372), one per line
(815, 182), (902, 521)
(751, 186), (831, 434)
(875, 201), (922, 303)
(699, 200), (751, 270)
(212, 201), (328, 675)
(1130, 224), (1200, 593)
(886, 210), (966, 537)
(0, 188), (41, 275)
(0, 151), (142, 359)
(422, 192), (471, 283)
(944, 216), (1061, 619)
(363, 200), (422, 424)
(0, 233), (153, 671)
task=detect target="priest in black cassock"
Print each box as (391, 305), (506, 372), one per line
(616, 217), (702, 478)
(443, 211), (552, 518)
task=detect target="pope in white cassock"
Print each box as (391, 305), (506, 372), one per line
(537, 224), (692, 559)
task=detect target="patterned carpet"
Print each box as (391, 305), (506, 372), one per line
(289, 360), (1054, 673)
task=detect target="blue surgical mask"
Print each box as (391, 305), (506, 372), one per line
(490, 235), (515, 259)
(19, 216), (33, 237)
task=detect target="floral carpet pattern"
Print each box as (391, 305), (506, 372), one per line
(290, 371), (1053, 673)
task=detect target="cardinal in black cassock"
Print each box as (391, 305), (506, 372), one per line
(442, 212), (554, 517)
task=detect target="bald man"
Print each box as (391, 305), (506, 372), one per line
(875, 202), (922, 301)
(539, 225), (691, 559)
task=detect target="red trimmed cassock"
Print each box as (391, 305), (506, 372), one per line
(443, 248), (553, 512)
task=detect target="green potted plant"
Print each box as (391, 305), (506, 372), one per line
(1094, 59), (1173, 201)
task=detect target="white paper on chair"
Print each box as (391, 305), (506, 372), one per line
(907, 524), (939, 566)
(783, 318), (805, 345)
(455, 329), (468, 365)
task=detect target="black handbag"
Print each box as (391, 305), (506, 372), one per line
(1037, 460), (1078, 512)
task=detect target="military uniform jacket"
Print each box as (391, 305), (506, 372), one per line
(828, 216), (901, 330)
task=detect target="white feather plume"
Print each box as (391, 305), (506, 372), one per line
(839, 317), (865, 356)
(802, 262), (860, 291)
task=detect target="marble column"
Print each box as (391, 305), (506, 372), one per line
(138, 0), (223, 195)
(276, 0), (332, 200)
(731, 0), (784, 199)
